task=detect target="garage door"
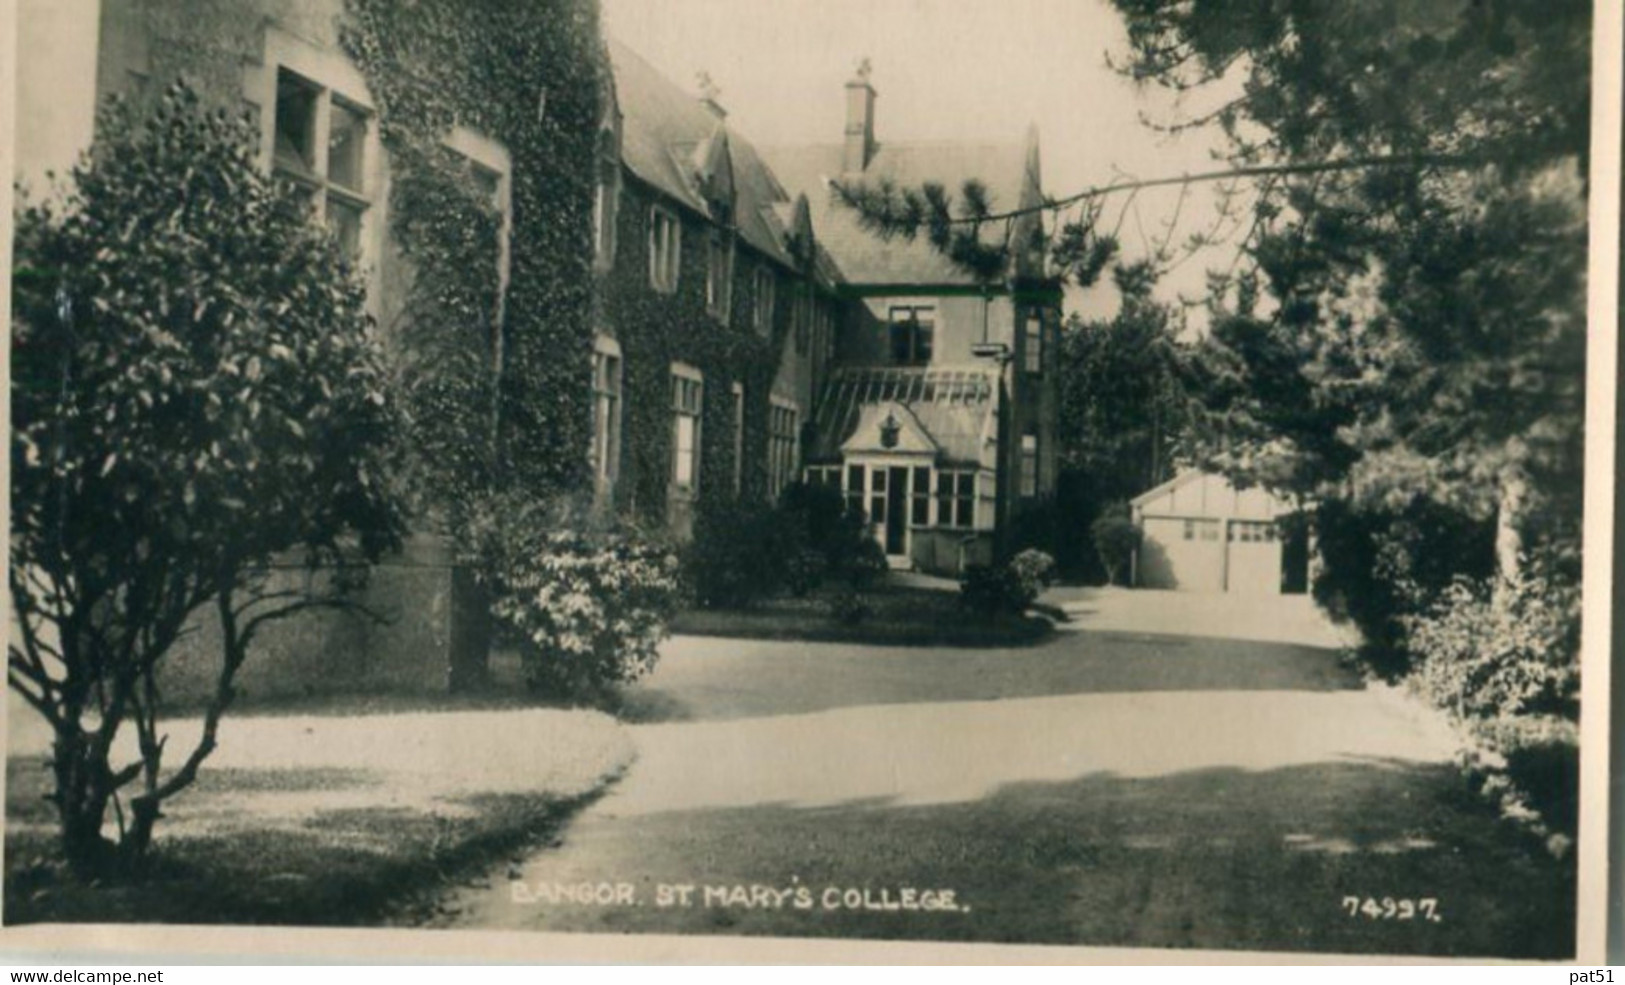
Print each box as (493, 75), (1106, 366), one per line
(1226, 520), (1282, 595)
(1139, 517), (1224, 591)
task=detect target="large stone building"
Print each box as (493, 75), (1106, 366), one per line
(597, 42), (1064, 571)
(13, 1), (1065, 698)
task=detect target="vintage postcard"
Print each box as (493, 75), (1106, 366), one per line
(2, 0), (1617, 965)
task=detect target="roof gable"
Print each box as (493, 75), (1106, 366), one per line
(607, 37), (797, 269)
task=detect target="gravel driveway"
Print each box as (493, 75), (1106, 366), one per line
(436, 592), (1575, 958)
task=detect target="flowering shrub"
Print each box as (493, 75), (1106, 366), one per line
(959, 549), (1056, 617)
(460, 493), (681, 698)
(1402, 565), (1579, 723)
(1401, 559), (1580, 842)
(491, 529), (682, 697)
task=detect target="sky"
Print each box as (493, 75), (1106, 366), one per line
(601, 0), (1247, 322)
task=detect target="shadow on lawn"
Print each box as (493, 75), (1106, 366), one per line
(614, 631), (1365, 724)
(474, 757), (1574, 958)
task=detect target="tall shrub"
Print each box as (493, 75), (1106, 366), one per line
(9, 84), (405, 874)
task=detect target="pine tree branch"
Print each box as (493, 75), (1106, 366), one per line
(831, 152), (1484, 230)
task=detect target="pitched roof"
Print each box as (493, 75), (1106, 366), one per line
(606, 37), (797, 269)
(760, 139), (1038, 287)
(808, 366), (998, 467)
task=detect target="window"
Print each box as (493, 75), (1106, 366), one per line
(272, 67), (372, 264)
(671, 365), (703, 493)
(1020, 433), (1039, 497)
(708, 232), (734, 320)
(846, 464), (865, 516)
(1229, 520), (1277, 543)
(1023, 316), (1044, 375)
(593, 125), (620, 267)
(793, 292), (811, 354)
(804, 466), (841, 490)
(591, 337), (622, 491)
(753, 267), (776, 334)
(869, 466), (888, 526)
(768, 399), (799, 500)
(818, 302), (837, 367)
(1183, 519), (1221, 542)
(888, 306), (935, 366)
(937, 471), (976, 529)
(731, 382), (745, 494)
(650, 207), (680, 292)
(910, 466), (932, 525)
(445, 127), (512, 328)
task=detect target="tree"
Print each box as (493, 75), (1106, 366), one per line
(835, 0), (1588, 667)
(9, 83), (406, 874)
(1090, 502), (1142, 587)
(1112, 0), (1588, 680)
(1057, 264), (1189, 491)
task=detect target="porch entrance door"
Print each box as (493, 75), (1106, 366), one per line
(885, 466), (908, 555)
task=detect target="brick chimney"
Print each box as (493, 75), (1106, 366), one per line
(843, 58), (876, 173)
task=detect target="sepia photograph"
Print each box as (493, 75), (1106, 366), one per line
(3, 0), (1617, 965)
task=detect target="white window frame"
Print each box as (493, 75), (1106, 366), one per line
(592, 335), (623, 494)
(937, 469), (977, 530)
(650, 206), (681, 293)
(593, 123), (621, 270)
(708, 231), (734, 321)
(888, 305), (936, 366)
(768, 397), (800, 501)
(753, 265), (776, 334)
(671, 362), (704, 495)
(1020, 433), (1040, 498)
(251, 29), (381, 275)
(1023, 315), (1044, 375)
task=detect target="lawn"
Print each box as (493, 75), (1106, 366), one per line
(4, 706), (632, 926)
(671, 581), (1054, 648)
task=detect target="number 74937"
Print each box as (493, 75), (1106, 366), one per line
(1342, 896), (1442, 922)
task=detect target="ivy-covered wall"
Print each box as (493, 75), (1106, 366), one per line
(84, 0), (609, 697)
(342, 0), (605, 523)
(596, 172), (812, 528)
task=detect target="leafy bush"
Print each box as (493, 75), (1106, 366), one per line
(1089, 502), (1141, 586)
(9, 83), (406, 873)
(959, 549), (1056, 617)
(778, 482), (886, 590)
(1402, 564), (1580, 723)
(1312, 498), (1496, 681)
(1401, 559), (1580, 843)
(826, 589), (873, 626)
(683, 484), (882, 609)
(465, 494), (681, 697)
(683, 495), (787, 608)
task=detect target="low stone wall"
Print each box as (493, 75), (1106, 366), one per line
(158, 535), (489, 707)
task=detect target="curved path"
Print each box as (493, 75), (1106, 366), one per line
(438, 589), (1576, 958)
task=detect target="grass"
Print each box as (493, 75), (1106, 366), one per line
(671, 582), (1053, 648)
(4, 706), (632, 926)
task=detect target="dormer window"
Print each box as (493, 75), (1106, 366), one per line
(649, 206), (680, 292)
(707, 231), (733, 320)
(593, 124), (621, 269)
(752, 266), (776, 334)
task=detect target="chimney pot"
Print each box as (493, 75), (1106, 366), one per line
(843, 59), (876, 173)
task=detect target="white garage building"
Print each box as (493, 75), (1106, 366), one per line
(1130, 471), (1311, 595)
